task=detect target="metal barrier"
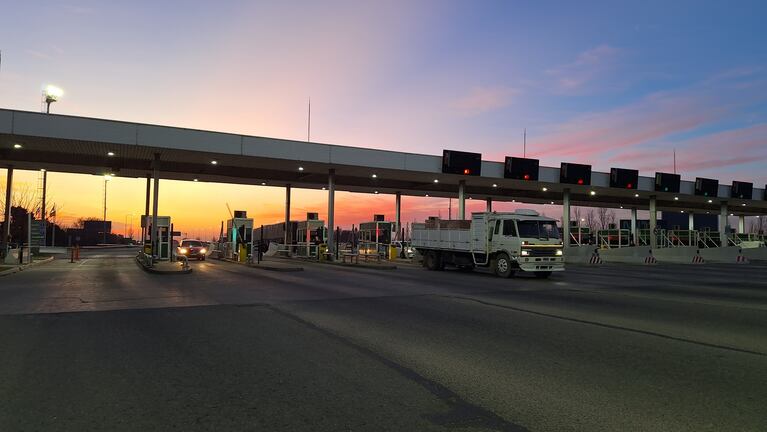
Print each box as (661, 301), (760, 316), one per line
(137, 251), (153, 267)
(597, 229), (631, 248)
(665, 230), (700, 247)
(178, 255), (190, 271)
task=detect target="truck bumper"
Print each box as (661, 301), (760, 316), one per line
(516, 256), (565, 272)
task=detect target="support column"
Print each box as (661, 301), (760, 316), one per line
(151, 154), (160, 261)
(486, 197), (492, 213)
(395, 192), (401, 240)
(631, 207), (638, 246)
(719, 202), (728, 246)
(41, 170), (47, 246)
(688, 212), (694, 231)
(143, 175), (150, 245)
(327, 169), (335, 258)
(2, 167), (13, 255)
(458, 180), (466, 220)
(649, 195), (657, 249)
(562, 188), (571, 247)
(285, 184), (291, 245)
(738, 215), (745, 234)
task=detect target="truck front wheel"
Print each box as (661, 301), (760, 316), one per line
(493, 253), (515, 278)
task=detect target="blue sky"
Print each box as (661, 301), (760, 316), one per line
(1, 1), (765, 231)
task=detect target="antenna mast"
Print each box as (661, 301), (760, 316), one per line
(523, 128), (527, 158)
(307, 97), (311, 142)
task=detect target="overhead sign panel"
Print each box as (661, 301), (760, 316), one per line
(731, 181), (753, 199)
(504, 157), (539, 181)
(655, 172), (680, 193)
(695, 177), (719, 197)
(610, 168), (639, 189)
(560, 162), (591, 185)
(442, 150), (481, 176)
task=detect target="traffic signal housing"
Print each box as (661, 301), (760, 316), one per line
(442, 150), (481, 176)
(610, 168), (639, 189)
(560, 162), (591, 186)
(504, 157), (539, 181)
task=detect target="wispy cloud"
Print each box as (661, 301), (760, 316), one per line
(527, 68), (767, 167)
(545, 44), (622, 94)
(450, 85), (517, 116)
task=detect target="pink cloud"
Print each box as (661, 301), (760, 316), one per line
(545, 44), (621, 94)
(450, 86), (517, 115)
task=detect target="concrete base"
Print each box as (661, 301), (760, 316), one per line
(653, 247), (703, 264)
(599, 246), (655, 264)
(741, 247), (767, 261)
(564, 246), (599, 264)
(698, 246), (748, 263)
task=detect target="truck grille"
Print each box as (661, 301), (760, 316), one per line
(524, 248), (558, 257)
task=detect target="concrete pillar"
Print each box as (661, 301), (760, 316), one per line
(327, 169), (335, 257)
(719, 202), (728, 245)
(2, 167), (12, 254)
(151, 154), (160, 261)
(395, 192), (401, 240)
(649, 195), (657, 249)
(562, 188), (571, 247)
(486, 197), (492, 213)
(688, 212), (694, 231)
(631, 207), (638, 245)
(41, 170), (47, 246)
(738, 215), (745, 234)
(143, 176), (150, 244)
(458, 180), (466, 220)
(285, 184), (291, 245)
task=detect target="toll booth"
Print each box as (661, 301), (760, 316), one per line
(226, 210), (254, 262)
(295, 212), (326, 257)
(141, 215), (172, 260)
(359, 214), (396, 257)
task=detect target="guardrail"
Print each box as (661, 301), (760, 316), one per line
(597, 229), (631, 248)
(137, 251), (153, 267)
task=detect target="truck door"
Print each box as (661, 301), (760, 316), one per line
(500, 219), (519, 255)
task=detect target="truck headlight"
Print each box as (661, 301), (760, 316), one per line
(200, 248), (207, 254)
(521, 250), (530, 256)
(556, 249), (563, 256)
(179, 248), (188, 254)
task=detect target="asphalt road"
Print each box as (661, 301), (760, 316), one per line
(0, 250), (765, 431)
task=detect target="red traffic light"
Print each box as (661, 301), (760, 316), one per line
(627, 183), (633, 189)
(577, 179), (584, 185)
(523, 174), (530, 180)
(463, 168), (471, 175)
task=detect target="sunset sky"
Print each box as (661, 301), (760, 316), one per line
(1, 1), (766, 239)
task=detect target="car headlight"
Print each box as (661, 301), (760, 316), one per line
(179, 248), (188, 254)
(521, 250), (530, 256)
(200, 248), (207, 254)
(556, 249), (563, 256)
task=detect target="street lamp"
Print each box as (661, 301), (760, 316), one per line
(43, 85), (64, 114)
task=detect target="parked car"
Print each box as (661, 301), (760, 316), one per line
(392, 241), (415, 259)
(177, 239), (207, 261)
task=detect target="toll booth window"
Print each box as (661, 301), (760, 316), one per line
(502, 220), (517, 237)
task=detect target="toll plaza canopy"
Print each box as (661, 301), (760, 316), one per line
(1, 108), (765, 216)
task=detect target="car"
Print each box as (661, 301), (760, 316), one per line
(392, 241), (415, 259)
(177, 239), (207, 260)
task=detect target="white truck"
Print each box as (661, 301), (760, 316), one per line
(411, 210), (564, 278)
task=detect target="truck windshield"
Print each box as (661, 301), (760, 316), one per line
(516, 221), (561, 239)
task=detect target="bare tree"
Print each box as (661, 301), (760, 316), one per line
(749, 217), (765, 234)
(572, 206), (583, 227)
(596, 207), (616, 230)
(585, 209), (597, 232)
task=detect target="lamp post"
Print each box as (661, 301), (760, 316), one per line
(43, 85), (63, 114)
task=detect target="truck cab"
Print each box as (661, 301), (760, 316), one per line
(478, 210), (564, 277)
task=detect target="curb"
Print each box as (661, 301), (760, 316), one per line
(0, 256), (55, 277)
(285, 256), (398, 270)
(134, 257), (193, 275)
(222, 258), (304, 272)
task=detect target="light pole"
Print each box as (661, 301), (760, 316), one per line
(43, 85), (63, 114)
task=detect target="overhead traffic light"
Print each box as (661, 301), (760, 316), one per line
(442, 150), (482, 176)
(731, 181), (753, 199)
(695, 177), (719, 197)
(610, 168), (639, 189)
(655, 172), (681, 193)
(504, 157), (539, 181)
(560, 162), (591, 186)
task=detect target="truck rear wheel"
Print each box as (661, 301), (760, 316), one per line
(493, 253), (515, 278)
(534, 271), (552, 279)
(425, 251), (440, 271)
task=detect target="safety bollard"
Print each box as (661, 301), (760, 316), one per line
(70, 247), (75, 263)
